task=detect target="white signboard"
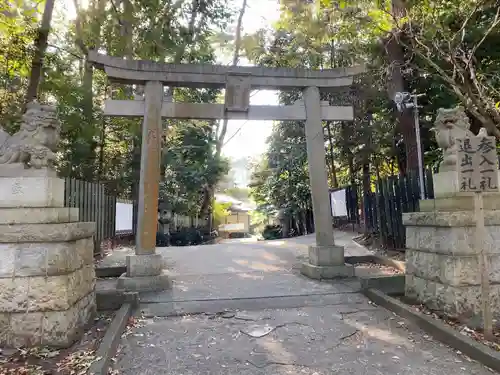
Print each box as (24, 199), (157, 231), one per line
(115, 202), (133, 232)
(219, 223), (245, 231)
(330, 189), (348, 217)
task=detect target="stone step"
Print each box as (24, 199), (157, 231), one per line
(420, 194), (500, 212)
(0, 237), (95, 278)
(0, 221), (95, 242)
(403, 210), (500, 227)
(137, 292), (373, 317)
(0, 207), (79, 225)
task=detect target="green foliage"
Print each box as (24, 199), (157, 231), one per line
(0, 0), (38, 129)
(262, 224), (282, 240)
(161, 120), (230, 215)
(4, 0), (500, 228)
(249, 0), (500, 231)
(0, 0), (236, 219)
(213, 201), (231, 227)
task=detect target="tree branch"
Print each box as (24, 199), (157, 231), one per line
(466, 5), (500, 68)
(71, 0), (88, 55)
(397, 36), (500, 138)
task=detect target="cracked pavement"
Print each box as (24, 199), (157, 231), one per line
(110, 234), (496, 374)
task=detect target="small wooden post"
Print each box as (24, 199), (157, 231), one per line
(474, 192), (493, 340)
(457, 131), (498, 340)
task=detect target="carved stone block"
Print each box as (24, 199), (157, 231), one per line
(404, 203), (500, 328)
(0, 177), (65, 208)
(224, 74), (251, 112)
(0, 221), (96, 347)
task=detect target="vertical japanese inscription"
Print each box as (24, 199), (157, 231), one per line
(224, 74), (251, 112)
(457, 133), (498, 192)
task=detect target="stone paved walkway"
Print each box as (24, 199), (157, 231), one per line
(108, 233), (495, 374)
(98, 231), (370, 270)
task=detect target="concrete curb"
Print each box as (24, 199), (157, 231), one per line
(88, 301), (136, 375)
(344, 255), (406, 295)
(96, 290), (139, 311)
(359, 275), (405, 295)
(364, 288), (500, 372)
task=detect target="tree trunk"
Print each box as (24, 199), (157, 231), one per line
(348, 152), (358, 226)
(98, 119), (107, 180)
(348, 154), (355, 186)
(215, 0), (247, 156)
(200, 0), (247, 220)
(300, 209), (307, 235)
(385, 0), (418, 171)
(326, 121), (338, 188)
(25, 0), (55, 105)
(308, 205), (315, 233)
(362, 161), (371, 234)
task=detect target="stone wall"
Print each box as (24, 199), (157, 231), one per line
(0, 180), (96, 347)
(0, 102), (96, 347)
(404, 201), (500, 328)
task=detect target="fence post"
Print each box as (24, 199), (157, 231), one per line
(424, 168), (434, 199)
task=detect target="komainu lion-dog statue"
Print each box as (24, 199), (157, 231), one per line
(432, 106), (474, 172)
(0, 101), (61, 169)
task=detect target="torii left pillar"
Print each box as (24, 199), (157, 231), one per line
(300, 86), (354, 279)
(117, 81), (172, 292)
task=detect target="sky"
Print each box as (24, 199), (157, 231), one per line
(219, 0), (280, 160)
(62, 0), (281, 161)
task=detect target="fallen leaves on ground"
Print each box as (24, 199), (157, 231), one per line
(411, 303), (500, 352)
(375, 250), (405, 262)
(121, 315), (148, 338)
(0, 312), (115, 375)
(56, 350), (101, 374)
(353, 262), (403, 275)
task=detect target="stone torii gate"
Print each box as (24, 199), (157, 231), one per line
(88, 51), (362, 291)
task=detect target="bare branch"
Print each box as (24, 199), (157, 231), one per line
(397, 37), (500, 138)
(451, 1), (484, 43)
(48, 43), (83, 59)
(466, 5), (500, 67)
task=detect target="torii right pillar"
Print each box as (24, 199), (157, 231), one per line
(300, 86), (354, 279)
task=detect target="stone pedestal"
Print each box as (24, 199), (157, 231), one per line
(0, 175), (96, 347)
(301, 245), (354, 280)
(404, 196), (500, 328)
(116, 253), (172, 292)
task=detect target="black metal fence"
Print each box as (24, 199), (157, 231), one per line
(62, 179), (205, 254)
(63, 178), (117, 255)
(342, 169), (434, 250)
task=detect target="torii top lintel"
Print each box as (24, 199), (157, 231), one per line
(88, 51), (365, 90)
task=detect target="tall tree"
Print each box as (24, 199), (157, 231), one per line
(25, 0), (55, 104)
(384, 0), (418, 173)
(198, 0), (247, 222)
(215, 0), (247, 156)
